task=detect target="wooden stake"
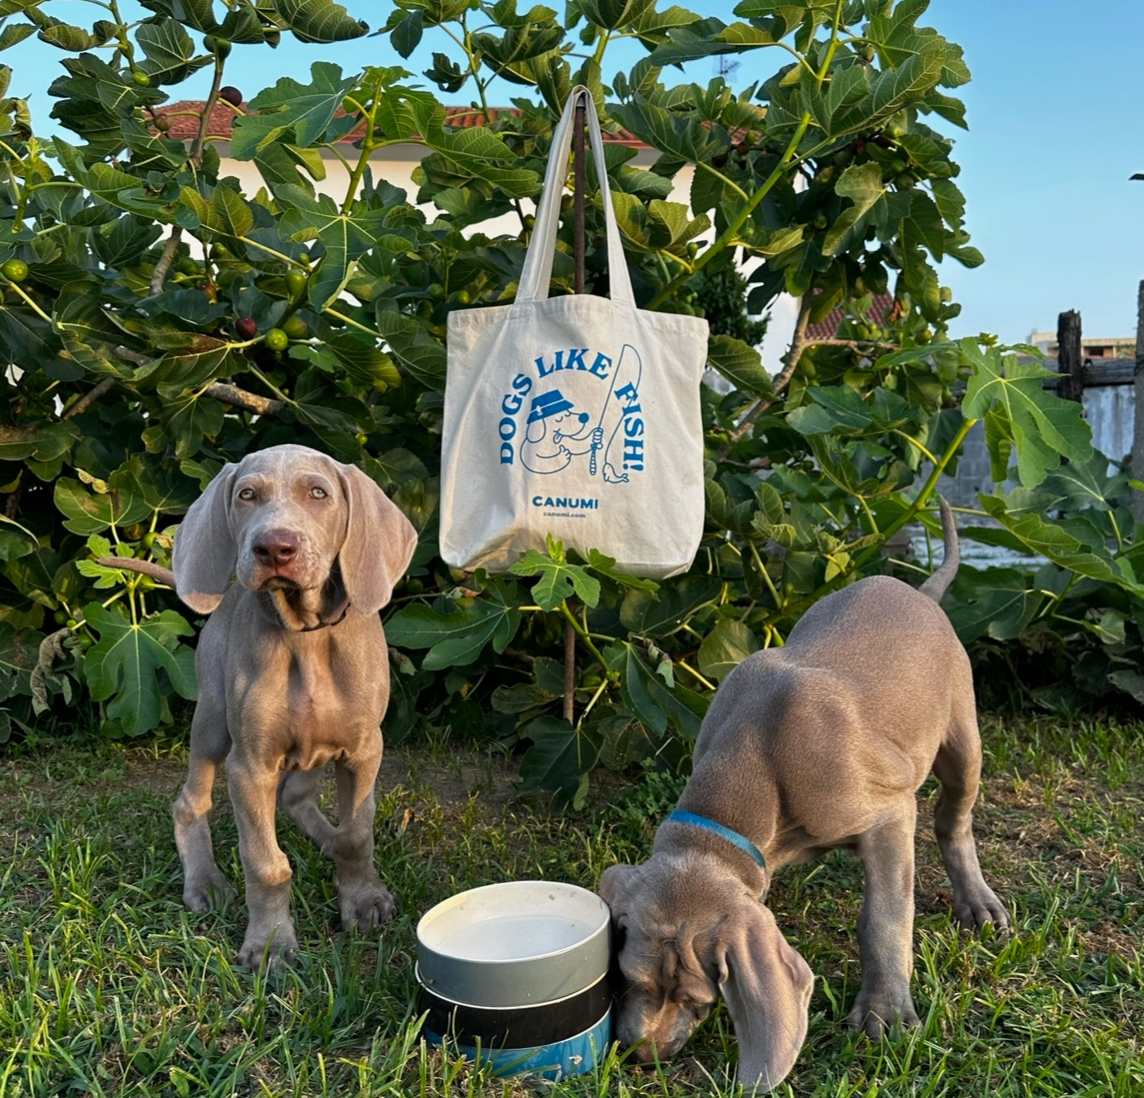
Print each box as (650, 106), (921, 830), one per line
(573, 93), (586, 295)
(1132, 284), (1144, 523)
(563, 619), (576, 725)
(1056, 309), (1084, 403)
(565, 90), (587, 725)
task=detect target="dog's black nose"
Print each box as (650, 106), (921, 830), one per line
(578, 412), (590, 423)
(253, 530), (298, 568)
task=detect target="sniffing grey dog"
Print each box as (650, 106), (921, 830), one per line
(104, 444), (416, 967)
(599, 501), (1008, 1092)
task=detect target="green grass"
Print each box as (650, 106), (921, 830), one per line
(1, 715), (1142, 1097)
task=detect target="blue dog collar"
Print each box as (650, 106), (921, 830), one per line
(665, 810), (767, 871)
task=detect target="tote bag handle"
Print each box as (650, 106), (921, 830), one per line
(515, 86), (636, 309)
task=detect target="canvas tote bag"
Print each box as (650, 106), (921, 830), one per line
(439, 86), (709, 579)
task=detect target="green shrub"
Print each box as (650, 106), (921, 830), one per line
(1, 1), (1139, 785)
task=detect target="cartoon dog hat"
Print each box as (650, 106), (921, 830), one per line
(527, 389), (575, 423)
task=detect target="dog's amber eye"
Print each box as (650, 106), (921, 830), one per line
(310, 487), (327, 499)
(237, 488), (255, 501)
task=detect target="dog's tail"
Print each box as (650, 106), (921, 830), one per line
(917, 497), (959, 603)
(97, 556), (176, 588)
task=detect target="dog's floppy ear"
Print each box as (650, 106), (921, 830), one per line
(336, 463), (418, 614)
(719, 899), (813, 1094)
(172, 464), (238, 614)
(598, 863), (639, 910)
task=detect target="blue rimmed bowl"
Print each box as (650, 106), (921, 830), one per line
(415, 880), (612, 1078)
(417, 966), (612, 1079)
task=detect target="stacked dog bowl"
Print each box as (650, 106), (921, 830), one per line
(416, 880), (612, 1079)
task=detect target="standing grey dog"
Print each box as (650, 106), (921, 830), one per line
(599, 501), (1007, 1092)
(108, 444), (417, 967)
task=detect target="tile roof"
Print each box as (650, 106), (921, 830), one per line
(156, 101), (649, 147)
(805, 291), (897, 341)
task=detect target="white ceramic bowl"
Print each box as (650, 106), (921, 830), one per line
(416, 880), (611, 1008)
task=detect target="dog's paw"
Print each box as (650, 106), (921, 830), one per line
(847, 991), (920, 1038)
(236, 923), (299, 971)
(953, 884), (1009, 933)
(183, 871), (237, 912)
(339, 882), (397, 930)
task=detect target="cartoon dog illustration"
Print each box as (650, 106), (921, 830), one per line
(520, 389), (604, 474)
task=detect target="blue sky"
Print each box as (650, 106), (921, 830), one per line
(9, 0), (1144, 344)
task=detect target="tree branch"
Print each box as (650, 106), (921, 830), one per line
(114, 346), (153, 366)
(96, 556), (175, 587)
(62, 377), (115, 420)
(204, 382), (284, 416)
(802, 338), (899, 354)
(715, 300), (901, 460)
(112, 347), (285, 415)
(717, 295), (812, 458)
(767, 293), (814, 402)
(150, 226), (182, 296)
(191, 59), (224, 167)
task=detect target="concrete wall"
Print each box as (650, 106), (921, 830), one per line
(1086, 383), (1136, 466)
(935, 382), (1134, 511)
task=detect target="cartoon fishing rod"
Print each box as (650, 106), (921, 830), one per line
(589, 343), (643, 482)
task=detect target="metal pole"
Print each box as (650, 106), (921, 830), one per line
(564, 90), (587, 725)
